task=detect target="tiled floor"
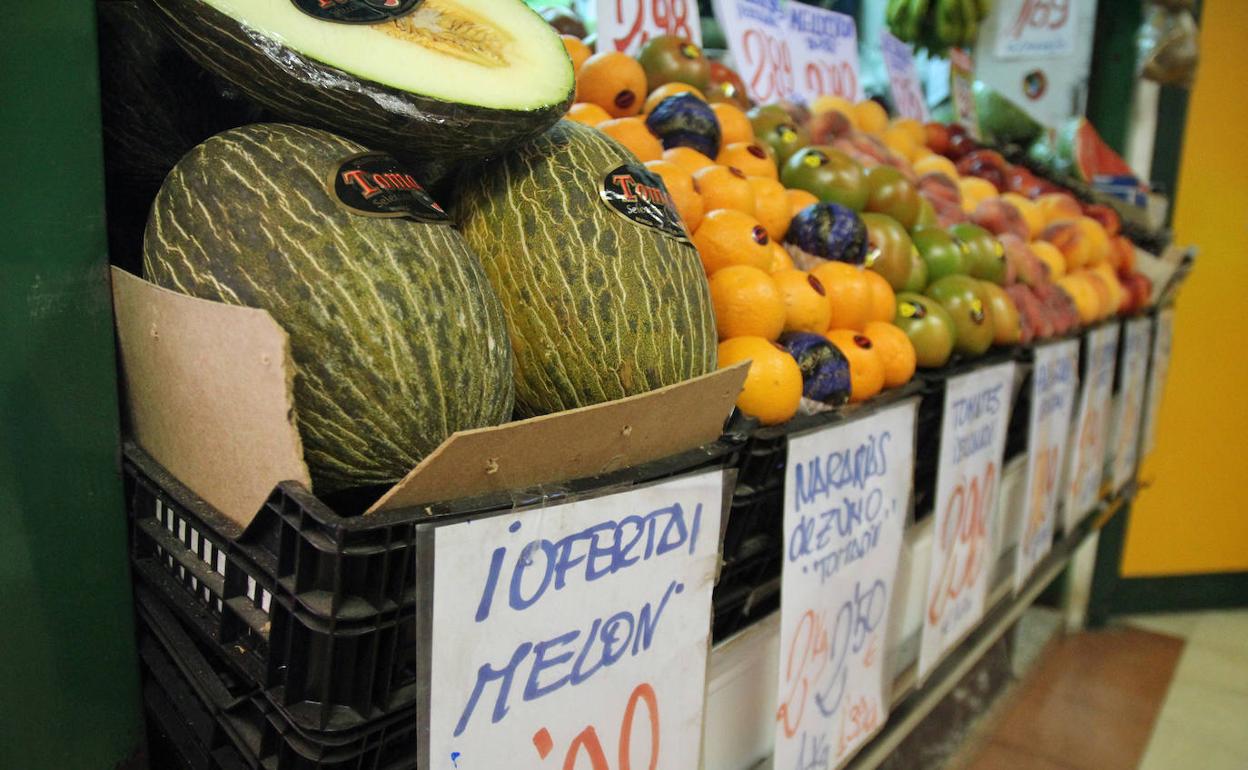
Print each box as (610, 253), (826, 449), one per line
(964, 627), (1185, 770)
(1131, 611), (1248, 770)
(961, 610), (1248, 769)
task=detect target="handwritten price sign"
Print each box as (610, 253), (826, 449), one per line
(1109, 318), (1153, 491)
(776, 400), (917, 769)
(785, 3), (863, 103)
(1141, 309), (1175, 458)
(422, 471), (725, 770)
(712, 0), (796, 104)
(994, 0), (1077, 59)
(880, 30), (927, 121)
(1062, 324), (1119, 532)
(1015, 340), (1079, 591)
(948, 48), (980, 140)
(919, 363), (1016, 679)
(596, 0), (701, 55)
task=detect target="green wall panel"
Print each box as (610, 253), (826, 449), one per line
(0, 2), (143, 768)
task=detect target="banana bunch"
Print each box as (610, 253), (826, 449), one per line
(887, 0), (992, 55)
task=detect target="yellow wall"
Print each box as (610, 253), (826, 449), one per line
(1122, 0), (1248, 576)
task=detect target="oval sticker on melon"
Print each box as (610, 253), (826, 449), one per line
(599, 164), (692, 243)
(291, 0), (421, 24)
(330, 152), (449, 223)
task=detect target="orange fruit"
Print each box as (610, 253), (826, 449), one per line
(645, 159), (703, 232)
(771, 269), (833, 333)
(567, 102), (612, 127)
(854, 99), (890, 136)
(562, 35), (591, 73)
(717, 142), (778, 180)
(693, 164), (756, 215)
(891, 117), (926, 147)
(862, 269), (897, 323)
(708, 266), (786, 341)
(718, 336), (803, 425)
(882, 124), (920, 161)
(863, 321), (917, 389)
(786, 188), (820, 218)
(663, 146), (717, 175)
(913, 153), (959, 182)
(769, 242), (795, 273)
(746, 176), (790, 241)
(811, 262), (872, 331)
(1030, 240), (1066, 279)
(711, 102), (754, 145)
(1035, 192), (1082, 226)
(693, 209), (774, 274)
(578, 51), (647, 117)
(826, 329), (886, 403)
(643, 82), (706, 114)
(598, 117), (663, 161)
(812, 95), (856, 123)
(959, 177), (999, 213)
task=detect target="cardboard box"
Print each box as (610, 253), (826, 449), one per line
(111, 267), (746, 528)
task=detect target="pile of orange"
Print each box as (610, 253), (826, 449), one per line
(563, 39), (922, 425)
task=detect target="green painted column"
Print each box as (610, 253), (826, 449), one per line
(0, 3), (143, 769)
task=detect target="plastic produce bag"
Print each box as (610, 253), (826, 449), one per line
(1138, 2), (1200, 88)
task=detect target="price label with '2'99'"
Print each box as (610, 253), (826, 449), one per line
(597, 0), (701, 56)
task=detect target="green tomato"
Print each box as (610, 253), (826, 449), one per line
(912, 226), (966, 283)
(894, 292), (955, 368)
(925, 275), (996, 357)
(902, 245), (929, 293)
(949, 222), (1007, 285)
(861, 212), (915, 292)
(864, 165), (921, 230)
(780, 146), (868, 211)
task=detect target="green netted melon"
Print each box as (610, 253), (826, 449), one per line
(143, 123), (514, 492)
(455, 120), (717, 416)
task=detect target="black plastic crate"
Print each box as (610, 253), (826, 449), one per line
(124, 438), (737, 734)
(135, 585), (417, 770)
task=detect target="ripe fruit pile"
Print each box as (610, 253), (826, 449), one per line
(560, 31), (1154, 429)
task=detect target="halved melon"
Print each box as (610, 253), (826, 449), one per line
(148, 0), (575, 159)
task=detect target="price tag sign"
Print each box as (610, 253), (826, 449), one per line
(1014, 340), (1079, 592)
(1141, 309), (1175, 457)
(786, 3), (863, 103)
(919, 362), (1016, 679)
(712, 0), (796, 104)
(880, 30), (928, 121)
(1062, 323), (1120, 532)
(994, 0), (1078, 60)
(948, 48), (980, 140)
(421, 470), (726, 770)
(596, 0), (702, 55)
(1109, 317), (1153, 491)
(776, 400), (917, 769)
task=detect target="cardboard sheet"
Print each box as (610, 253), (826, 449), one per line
(368, 364), (747, 513)
(111, 268), (310, 528)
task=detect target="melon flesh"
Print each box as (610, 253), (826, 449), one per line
(202, 0), (572, 111)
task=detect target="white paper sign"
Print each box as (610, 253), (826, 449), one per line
(919, 362), (1016, 679)
(786, 3), (863, 102)
(994, 0), (1078, 60)
(596, 0), (702, 55)
(880, 30), (927, 121)
(426, 470), (725, 770)
(1109, 317), (1154, 491)
(775, 400), (917, 769)
(948, 48), (980, 139)
(713, 0), (797, 104)
(1062, 324), (1120, 532)
(1014, 341), (1079, 592)
(1141, 309), (1175, 457)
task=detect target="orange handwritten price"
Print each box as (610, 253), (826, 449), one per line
(608, 0), (696, 54)
(838, 694), (881, 755)
(1009, 0), (1071, 39)
(928, 462), (996, 626)
(803, 61), (857, 100)
(1025, 445), (1058, 544)
(532, 683), (660, 770)
(742, 28), (794, 103)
